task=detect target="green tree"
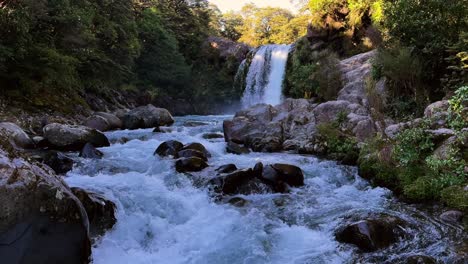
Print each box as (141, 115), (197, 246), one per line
(219, 12), (244, 41)
(135, 8), (190, 96)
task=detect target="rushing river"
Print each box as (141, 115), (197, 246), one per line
(65, 115), (465, 264)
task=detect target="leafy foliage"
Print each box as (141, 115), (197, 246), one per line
(358, 89), (468, 209)
(285, 38), (342, 100)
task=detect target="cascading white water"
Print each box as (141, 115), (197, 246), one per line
(241, 45), (291, 108)
(64, 116), (463, 264)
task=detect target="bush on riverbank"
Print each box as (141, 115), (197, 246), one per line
(358, 87), (468, 210)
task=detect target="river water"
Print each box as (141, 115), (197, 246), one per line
(65, 115), (465, 264)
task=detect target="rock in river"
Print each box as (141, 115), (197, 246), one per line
(335, 216), (406, 252)
(175, 157), (208, 173)
(122, 104), (174, 129)
(71, 187), (116, 238)
(154, 140), (184, 157)
(43, 123), (110, 151)
(0, 148), (91, 263)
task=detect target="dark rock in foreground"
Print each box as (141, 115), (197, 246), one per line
(71, 187), (116, 238)
(43, 123), (110, 151)
(177, 149), (208, 161)
(209, 169), (272, 195)
(181, 142), (211, 158)
(175, 157), (208, 173)
(335, 216), (406, 252)
(209, 162), (305, 195)
(42, 151), (74, 174)
(226, 141), (250, 155)
(0, 148), (91, 263)
(79, 143), (104, 159)
(202, 133), (224, 139)
(216, 164), (238, 174)
(154, 140), (183, 157)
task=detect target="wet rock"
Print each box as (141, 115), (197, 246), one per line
(71, 187), (116, 238)
(122, 104), (174, 129)
(84, 115), (110, 131)
(226, 141), (250, 155)
(154, 140), (183, 157)
(209, 169), (272, 195)
(94, 112), (122, 130)
(335, 216), (406, 252)
(253, 162), (263, 178)
(177, 149), (207, 161)
(440, 210), (464, 223)
(0, 122), (34, 149)
(0, 149), (91, 263)
(42, 151), (74, 175)
(228, 197), (249, 207)
(43, 123), (110, 151)
(175, 157), (208, 173)
(261, 164), (304, 189)
(406, 255), (437, 264)
(181, 142), (211, 158)
(216, 164), (238, 174)
(202, 133), (224, 139)
(32, 136), (48, 148)
(184, 121), (209, 127)
(79, 143), (104, 159)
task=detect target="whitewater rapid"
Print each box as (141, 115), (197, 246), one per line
(65, 116), (464, 264)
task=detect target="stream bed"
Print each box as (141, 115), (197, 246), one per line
(65, 115), (465, 264)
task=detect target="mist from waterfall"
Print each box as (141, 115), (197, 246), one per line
(240, 44), (291, 108)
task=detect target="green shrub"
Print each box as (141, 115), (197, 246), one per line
(316, 112), (358, 162)
(373, 46), (427, 118)
(441, 186), (468, 210)
(447, 86), (468, 130)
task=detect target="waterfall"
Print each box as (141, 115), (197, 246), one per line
(240, 44), (291, 108)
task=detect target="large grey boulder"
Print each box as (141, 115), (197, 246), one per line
(43, 123), (110, 151)
(95, 112), (122, 130)
(0, 122), (34, 149)
(84, 115), (110, 132)
(122, 104), (174, 130)
(0, 148), (91, 263)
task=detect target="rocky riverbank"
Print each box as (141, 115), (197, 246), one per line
(0, 103), (175, 263)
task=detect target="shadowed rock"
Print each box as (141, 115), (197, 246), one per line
(79, 143), (104, 159)
(335, 216), (406, 252)
(175, 157), (208, 173)
(0, 148), (91, 263)
(71, 187), (116, 238)
(216, 164), (238, 174)
(154, 140), (183, 157)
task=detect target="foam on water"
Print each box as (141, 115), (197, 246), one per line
(65, 116), (464, 264)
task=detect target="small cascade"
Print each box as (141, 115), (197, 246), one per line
(240, 44), (291, 108)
